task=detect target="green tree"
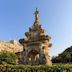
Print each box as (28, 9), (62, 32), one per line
(65, 53), (71, 63)
(0, 50), (17, 64)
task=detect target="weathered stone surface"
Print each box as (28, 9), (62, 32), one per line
(19, 9), (52, 66)
(0, 40), (23, 53)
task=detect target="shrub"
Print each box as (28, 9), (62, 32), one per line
(0, 50), (17, 65)
(0, 64), (72, 72)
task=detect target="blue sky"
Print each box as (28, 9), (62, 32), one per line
(0, 0), (72, 57)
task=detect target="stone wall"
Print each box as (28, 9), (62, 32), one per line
(0, 40), (23, 53)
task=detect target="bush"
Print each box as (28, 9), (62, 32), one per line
(0, 64), (72, 72)
(0, 50), (17, 65)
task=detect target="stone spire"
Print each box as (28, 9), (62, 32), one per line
(19, 9), (52, 66)
(34, 8), (40, 25)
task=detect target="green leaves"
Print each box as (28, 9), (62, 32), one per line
(0, 50), (17, 64)
(0, 64), (72, 72)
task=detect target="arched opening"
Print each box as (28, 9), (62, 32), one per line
(27, 50), (39, 64)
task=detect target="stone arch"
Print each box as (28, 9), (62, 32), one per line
(27, 50), (39, 64)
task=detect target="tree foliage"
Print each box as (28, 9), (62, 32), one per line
(0, 50), (17, 64)
(52, 46), (72, 63)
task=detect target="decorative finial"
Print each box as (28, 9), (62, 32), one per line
(34, 8), (39, 21)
